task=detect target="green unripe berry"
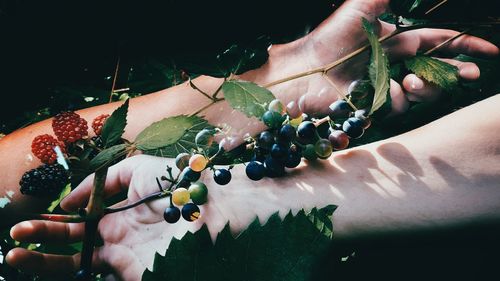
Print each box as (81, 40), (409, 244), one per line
(188, 182), (208, 205)
(315, 139), (333, 159)
(172, 188), (190, 206)
(262, 110), (284, 129)
(302, 144), (318, 161)
(268, 99), (285, 114)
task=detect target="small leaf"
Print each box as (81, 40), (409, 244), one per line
(101, 99), (129, 148)
(222, 80), (276, 119)
(142, 205), (336, 281)
(47, 184), (71, 212)
(362, 18), (391, 115)
(409, 0), (422, 12)
(404, 55), (459, 90)
(136, 115), (214, 157)
(89, 144), (128, 170)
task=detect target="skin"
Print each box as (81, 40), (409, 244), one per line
(2, 0), (499, 280)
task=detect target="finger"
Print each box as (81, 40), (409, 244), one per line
(418, 29), (499, 58)
(438, 58), (480, 81)
(10, 220), (85, 243)
(388, 79), (410, 116)
(61, 159), (134, 212)
(402, 74), (443, 102)
(385, 29), (499, 60)
(6, 247), (107, 277)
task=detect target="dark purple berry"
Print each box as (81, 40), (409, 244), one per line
(164, 206), (181, 223)
(328, 100), (352, 119)
(278, 124), (296, 143)
(342, 117), (365, 139)
(182, 203), (201, 221)
(246, 161), (266, 181)
(214, 169), (232, 185)
(271, 143), (288, 160)
(258, 131), (275, 150)
(297, 121), (316, 140)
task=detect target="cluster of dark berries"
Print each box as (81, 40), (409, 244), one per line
(19, 164), (69, 198)
(245, 98), (371, 181)
(21, 111), (111, 197)
(161, 153), (210, 224)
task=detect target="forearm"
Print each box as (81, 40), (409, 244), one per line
(195, 94), (500, 241)
(0, 39), (310, 223)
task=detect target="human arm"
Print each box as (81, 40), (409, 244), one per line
(1, 0), (497, 226)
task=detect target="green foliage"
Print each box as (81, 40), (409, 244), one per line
(101, 99), (129, 148)
(137, 115), (215, 157)
(89, 144), (128, 170)
(404, 55), (459, 90)
(47, 184), (71, 213)
(142, 205), (336, 281)
(222, 80), (276, 119)
(362, 18), (391, 116)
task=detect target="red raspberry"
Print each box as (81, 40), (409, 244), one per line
(92, 114), (110, 135)
(31, 134), (66, 164)
(52, 111), (89, 143)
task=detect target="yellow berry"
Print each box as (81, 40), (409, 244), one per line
(189, 154), (208, 172)
(290, 115), (303, 127)
(172, 188), (190, 206)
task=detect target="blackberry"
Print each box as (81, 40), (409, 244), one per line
(19, 164), (69, 197)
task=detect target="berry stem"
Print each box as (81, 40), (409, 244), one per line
(189, 79), (214, 101)
(104, 191), (170, 214)
(322, 74), (359, 112)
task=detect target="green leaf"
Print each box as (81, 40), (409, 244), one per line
(136, 115), (214, 157)
(101, 99), (129, 148)
(404, 55), (459, 90)
(89, 144), (128, 170)
(222, 80), (276, 119)
(142, 205), (336, 281)
(409, 0), (422, 12)
(47, 184), (71, 212)
(362, 18), (391, 116)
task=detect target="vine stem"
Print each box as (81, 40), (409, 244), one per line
(426, 0), (448, 15)
(322, 74), (358, 112)
(424, 28), (470, 55)
(185, 20), (499, 117)
(109, 56), (121, 103)
(104, 191), (170, 214)
(79, 168), (108, 280)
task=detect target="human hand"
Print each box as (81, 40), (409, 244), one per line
(269, 0), (499, 116)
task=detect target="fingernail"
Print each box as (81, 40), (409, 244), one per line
(410, 75), (424, 90)
(459, 67), (480, 80)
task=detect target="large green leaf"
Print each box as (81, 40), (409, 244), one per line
(404, 55), (459, 90)
(222, 80), (275, 119)
(142, 205), (336, 281)
(362, 18), (391, 116)
(100, 99), (128, 148)
(137, 115), (214, 157)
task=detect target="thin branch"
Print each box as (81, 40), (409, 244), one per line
(109, 56), (121, 103)
(426, 0), (448, 15)
(104, 191), (170, 214)
(212, 79), (225, 99)
(190, 99), (224, 117)
(30, 213), (86, 223)
(322, 74), (358, 112)
(424, 29), (470, 55)
(189, 79), (213, 100)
